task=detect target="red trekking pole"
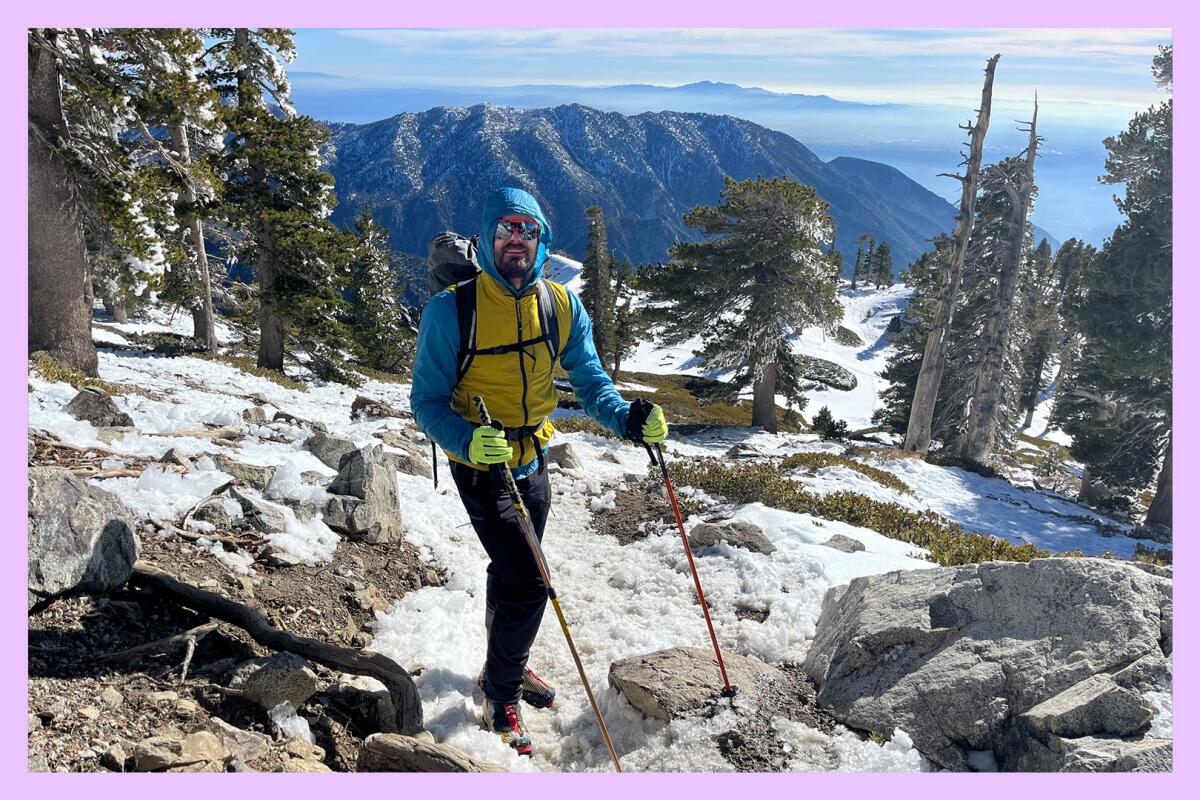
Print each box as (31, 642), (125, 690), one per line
(645, 441), (738, 701)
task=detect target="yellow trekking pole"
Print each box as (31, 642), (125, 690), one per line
(472, 396), (622, 772)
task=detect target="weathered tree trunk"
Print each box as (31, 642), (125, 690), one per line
(960, 98), (1039, 461)
(105, 298), (129, 324)
(168, 122), (217, 352)
(751, 362), (778, 433)
(1022, 404), (1035, 430)
(1144, 432), (1172, 529)
(28, 30), (99, 376)
(903, 54), (1000, 453)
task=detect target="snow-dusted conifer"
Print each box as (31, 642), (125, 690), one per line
(344, 204), (414, 374)
(580, 205), (614, 370)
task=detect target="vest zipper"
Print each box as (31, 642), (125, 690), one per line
(515, 295), (530, 466)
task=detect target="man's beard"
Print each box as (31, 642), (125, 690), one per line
(497, 248), (533, 281)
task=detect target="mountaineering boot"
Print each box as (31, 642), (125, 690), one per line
(520, 666), (556, 709)
(482, 697), (533, 757)
(477, 667), (557, 710)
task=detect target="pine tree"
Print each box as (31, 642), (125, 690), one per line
(208, 28), (352, 379)
(643, 176), (842, 432)
(871, 241), (893, 287)
(1052, 45), (1171, 518)
(580, 205), (614, 370)
(873, 235), (951, 433)
(609, 258), (644, 383)
(344, 204), (414, 374)
(850, 236), (869, 291)
(1015, 238), (1058, 429)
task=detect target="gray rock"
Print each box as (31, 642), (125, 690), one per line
(358, 733), (505, 772)
(304, 432), (357, 470)
(547, 442), (581, 470)
(803, 558), (1172, 771)
(326, 445), (404, 544)
(242, 406), (268, 425)
(608, 646), (780, 720)
(213, 454), (276, 491)
(688, 521), (776, 555)
(383, 447), (433, 479)
(29, 752), (51, 772)
(1020, 674), (1153, 738)
(205, 718), (272, 764)
(101, 743), (127, 772)
(96, 426), (135, 444)
(158, 447), (194, 470)
(100, 686), (125, 708)
(228, 488), (287, 534)
(28, 468), (140, 609)
(820, 534), (865, 553)
(130, 736), (183, 771)
(273, 410), (327, 434)
(324, 496), (403, 544)
(192, 501), (233, 529)
(1110, 653), (1173, 694)
(1056, 735), (1172, 772)
(66, 387), (134, 428)
(374, 429), (427, 461)
(229, 652), (319, 711)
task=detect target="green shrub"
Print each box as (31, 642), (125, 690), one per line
(670, 459), (1057, 567)
(354, 364), (409, 384)
(28, 351), (153, 398)
(833, 325), (864, 347)
(811, 406), (848, 440)
(552, 414), (617, 439)
(780, 452), (914, 496)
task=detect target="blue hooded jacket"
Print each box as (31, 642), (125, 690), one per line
(411, 187), (632, 479)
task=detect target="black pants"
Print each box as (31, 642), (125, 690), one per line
(449, 460), (552, 704)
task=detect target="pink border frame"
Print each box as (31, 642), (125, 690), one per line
(6, 2), (1191, 795)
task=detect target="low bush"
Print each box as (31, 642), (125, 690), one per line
(780, 451), (914, 496)
(670, 459), (1057, 567)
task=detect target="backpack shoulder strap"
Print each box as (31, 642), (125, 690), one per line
(453, 277), (478, 383)
(536, 280), (560, 366)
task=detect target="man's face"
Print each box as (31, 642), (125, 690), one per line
(493, 214), (539, 282)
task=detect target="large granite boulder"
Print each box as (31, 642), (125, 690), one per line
(304, 432), (357, 470)
(688, 521), (775, 555)
(803, 558), (1172, 771)
(608, 646), (779, 720)
(28, 467), (140, 609)
(325, 446), (404, 544)
(65, 387), (134, 428)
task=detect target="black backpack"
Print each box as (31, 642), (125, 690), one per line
(425, 231), (563, 486)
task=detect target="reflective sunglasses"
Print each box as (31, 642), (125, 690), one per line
(494, 217), (541, 241)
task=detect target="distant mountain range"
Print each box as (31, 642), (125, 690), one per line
(319, 103), (1057, 303)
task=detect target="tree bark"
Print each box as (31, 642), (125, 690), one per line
(1144, 432), (1171, 529)
(168, 122), (217, 352)
(28, 29), (99, 376)
(903, 54), (1000, 453)
(960, 97), (1039, 461)
(129, 561), (423, 735)
(751, 362), (778, 433)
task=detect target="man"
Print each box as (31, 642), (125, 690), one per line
(411, 187), (668, 756)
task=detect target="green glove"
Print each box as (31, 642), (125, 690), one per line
(469, 425), (513, 465)
(642, 405), (669, 444)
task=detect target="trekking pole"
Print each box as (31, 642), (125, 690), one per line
(472, 396), (623, 772)
(644, 441), (738, 701)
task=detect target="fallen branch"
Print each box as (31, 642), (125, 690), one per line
(179, 480), (237, 529)
(129, 561), (422, 734)
(98, 621), (219, 664)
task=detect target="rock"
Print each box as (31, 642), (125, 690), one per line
(28, 713), (42, 732)
(608, 646), (780, 720)
(1111, 653), (1173, 694)
(242, 406), (268, 425)
(820, 534), (865, 553)
(1056, 735), (1172, 772)
(158, 447), (194, 470)
(79, 705), (101, 721)
(357, 733), (505, 772)
(724, 443), (762, 459)
(101, 743), (127, 772)
(325, 445), (404, 544)
(176, 698), (201, 714)
(28, 752), (51, 772)
(213, 454), (276, 491)
(1020, 674), (1153, 739)
(285, 738), (325, 761)
(206, 717), (272, 764)
(349, 583), (390, 613)
(179, 731), (229, 766)
(304, 432), (357, 470)
(688, 521), (776, 555)
(28, 468), (140, 609)
(100, 686), (125, 708)
(146, 691), (179, 703)
(601, 450), (621, 463)
(66, 387), (134, 428)
(547, 442), (581, 470)
(283, 758), (333, 772)
(192, 501), (233, 529)
(374, 428), (427, 459)
(273, 410), (327, 434)
(803, 558), (1172, 771)
(130, 736), (183, 771)
(228, 487), (287, 535)
(383, 447), (433, 479)
(96, 426), (135, 444)
(351, 394), (407, 420)
(228, 652), (319, 711)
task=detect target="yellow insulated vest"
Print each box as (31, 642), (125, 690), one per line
(448, 272), (572, 472)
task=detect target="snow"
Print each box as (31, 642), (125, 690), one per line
(24, 287), (1170, 772)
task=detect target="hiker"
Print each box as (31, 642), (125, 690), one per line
(411, 187), (668, 756)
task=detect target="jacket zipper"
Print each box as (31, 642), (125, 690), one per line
(515, 294), (530, 466)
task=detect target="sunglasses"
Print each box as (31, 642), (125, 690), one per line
(494, 217), (541, 241)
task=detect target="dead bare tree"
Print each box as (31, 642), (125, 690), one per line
(959, 97), (1041, 461)
(903, 54), (1000, 453)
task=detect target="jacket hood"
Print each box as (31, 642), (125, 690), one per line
(477, 187), (553, 296)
